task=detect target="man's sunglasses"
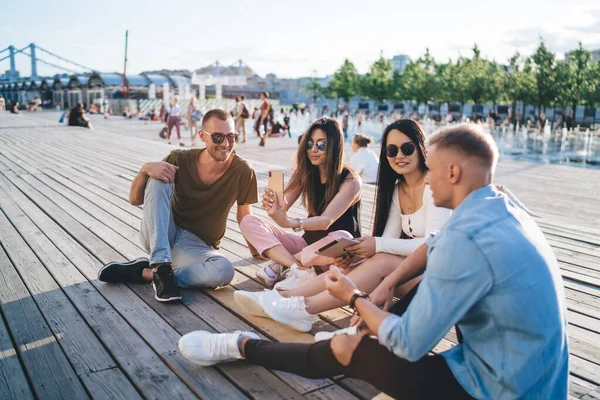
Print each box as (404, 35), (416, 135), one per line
(307, 140), (327, 152)
(202, 129), (239, 144)
(385, 142), (417, 158)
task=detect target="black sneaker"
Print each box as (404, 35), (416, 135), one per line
(152, 264), (182, 302)
(98, 257), (149, 283)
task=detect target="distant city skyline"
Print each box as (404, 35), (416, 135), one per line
(2, 0), (600, 79)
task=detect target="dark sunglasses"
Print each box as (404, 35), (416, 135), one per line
(202, 129), (239, 144)
(385, 142), (416, 158)
(307, 140), (327, 152)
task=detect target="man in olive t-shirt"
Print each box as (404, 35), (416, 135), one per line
(98, 109), (259, 302)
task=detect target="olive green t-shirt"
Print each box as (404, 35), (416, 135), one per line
(163, 148), (258, 249)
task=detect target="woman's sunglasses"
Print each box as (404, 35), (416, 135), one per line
(202, 129), (239, 144)
(307, 140), (327, 152)
(385, 142), (417, 158)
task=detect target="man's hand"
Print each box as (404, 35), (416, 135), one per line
(143, 161), (179, 183)
(345, 237), (376, 259)
(324, 266), (358, 303)
(369, 281), (395, 312)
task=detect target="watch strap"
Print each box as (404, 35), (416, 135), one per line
(350, 291), (369, 310)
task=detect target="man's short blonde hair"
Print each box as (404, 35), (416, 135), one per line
(428, 124), (499, 169)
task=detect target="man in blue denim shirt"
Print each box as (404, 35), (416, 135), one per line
(178, 124), (568, 400)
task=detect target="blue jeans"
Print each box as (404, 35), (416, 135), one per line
(139, 178), (234, 288)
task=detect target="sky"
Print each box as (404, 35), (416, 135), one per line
(1, 0), (600, 79)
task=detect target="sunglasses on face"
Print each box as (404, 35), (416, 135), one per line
(307, 140), (327, 152)
(385, 142), (417, 158)
(202, 129), (239, 144)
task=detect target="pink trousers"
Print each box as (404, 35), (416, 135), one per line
(239, 215), (353, 267)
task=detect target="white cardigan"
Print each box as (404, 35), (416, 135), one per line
(374, 184), (451, 256)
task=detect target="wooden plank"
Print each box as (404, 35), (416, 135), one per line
(0, 309), (34, 400)
(0, 245), (89, 399)
(5, 126), (352, 400)
(0, 173), (246, 399)
(80, 368), (142, 400)
(0, 157), (338, 397)
(4, 117), (600, 399)
(0, 181), (203, 399)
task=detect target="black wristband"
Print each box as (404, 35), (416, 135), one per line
(350, 291), (369, 311)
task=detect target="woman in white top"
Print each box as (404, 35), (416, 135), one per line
(234, 119), (451, 332)
(348, 134), (379, 184)
(167, 96), (183, 146)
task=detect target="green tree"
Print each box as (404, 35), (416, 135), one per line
(504, 52), (536, 124)
(361, 51), (394, 103)
(401, 49), (438, 115)
(530, 39), (559, 110)
(582, 61), (600, 109)
(462, 44), (490, 119)
(563, 42), (594, 112)
(327, 59), (359, 104)
(302, 77), (326, 104)
(486, 60), (506, 106)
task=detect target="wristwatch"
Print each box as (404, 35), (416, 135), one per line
(292, 218), (304, 232)
(349, 289), (369, 311)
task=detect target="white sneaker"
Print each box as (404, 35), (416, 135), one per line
(274, 266), (317, 291)
(256, 262), (283, 288)
(314, 326), (358, 342)
(259, 295), (315, 332)
(178, 330), (259, 366)
(234, 289), (282, 318)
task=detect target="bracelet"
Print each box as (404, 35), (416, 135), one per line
(349, 290), (369, 311)
(292, 218), (304, 232)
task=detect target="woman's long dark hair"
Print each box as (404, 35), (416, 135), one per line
(372, 119), (428, 236)
(287, 117), (349, 216)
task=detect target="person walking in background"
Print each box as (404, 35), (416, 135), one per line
(342, 112), (349, 139)
(167, 96), (184, 146)
(102, 95), (110, 119)
(256, 92), (271, 147)
(348, 134), (379, 184)
(237, 95), (250, 143)
(0, 95), (5, 112)
(566, 109), (575, 131)
(187, 97), (202, 146)
(283, 112), (291, 138)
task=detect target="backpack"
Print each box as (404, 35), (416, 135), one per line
(159, 126), (168, 138)
(240, 103), (250, 119)
(191, 109), (203, 122)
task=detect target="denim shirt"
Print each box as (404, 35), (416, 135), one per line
(378, 185), (569, 399)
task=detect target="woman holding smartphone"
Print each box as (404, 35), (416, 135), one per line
(239, 117), (362, 293)
(236, 119), (451, 332)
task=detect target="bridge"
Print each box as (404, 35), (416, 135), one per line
(0, 43), (258, 106)
(0, 43), (95, 82)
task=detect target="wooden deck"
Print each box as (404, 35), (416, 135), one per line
(0, 112), (599, 400)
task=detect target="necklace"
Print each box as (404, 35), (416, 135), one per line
(403, 179), (424, 238)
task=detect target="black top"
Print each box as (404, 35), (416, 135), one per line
(302, 168), (361, 244)
(68, 107), (86, 127)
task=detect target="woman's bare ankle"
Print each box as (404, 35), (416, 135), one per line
(238, 335), (253, 358)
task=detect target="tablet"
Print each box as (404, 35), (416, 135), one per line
(315, 238), (360, 258)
